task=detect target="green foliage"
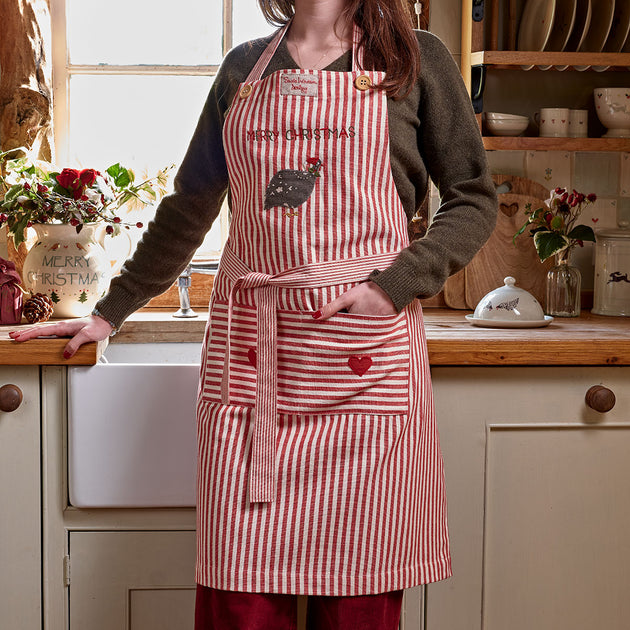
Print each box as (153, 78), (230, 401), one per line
(0, 150), (174, 249)
(514, 187), (598, 262)
(533, 231), (569, 262)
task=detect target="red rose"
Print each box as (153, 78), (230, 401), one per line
(56, 168), (81, 190)
(79, 169), (98, 187)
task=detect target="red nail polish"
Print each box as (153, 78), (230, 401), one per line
(63, 350), (71, 360)
(312, 310), (322, 319)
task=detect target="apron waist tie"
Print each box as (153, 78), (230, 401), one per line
(219, 244), (399, 503)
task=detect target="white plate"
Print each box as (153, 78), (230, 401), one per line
(545, 0), (578, 50)
(518, 0), (557, 50)
(539, 0), (577, 69)
(556, 0), (591, 68)
(576, 0), (615, 69)
(563, 0), (592, 50)
(465, 314), (554, 329)
(603, 0), (630, 52)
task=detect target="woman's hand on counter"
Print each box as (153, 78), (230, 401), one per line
(313, 281), (397, 319)
(9, 315), (113, 359)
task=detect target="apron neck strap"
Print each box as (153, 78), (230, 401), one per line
(244, 19), (364, 83)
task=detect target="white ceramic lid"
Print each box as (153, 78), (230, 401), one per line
(596, 222), (630, 240)
(472, 276), (546, 321)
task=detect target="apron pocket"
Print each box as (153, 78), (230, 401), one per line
(200, 303), (411, 416)
(275, 309), (410, 415)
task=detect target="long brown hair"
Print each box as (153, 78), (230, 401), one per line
(256, 1), (420, 99)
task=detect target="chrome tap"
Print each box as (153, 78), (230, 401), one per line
(173, 260), (219, 318)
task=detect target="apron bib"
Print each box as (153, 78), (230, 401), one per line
(195, 24), (451, 595)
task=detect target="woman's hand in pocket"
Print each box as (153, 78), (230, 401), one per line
(314, 281), (397, 319)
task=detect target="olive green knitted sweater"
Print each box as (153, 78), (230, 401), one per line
(95, 29), (497, 328)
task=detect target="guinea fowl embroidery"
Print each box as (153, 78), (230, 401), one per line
(264, 157), (322, 210)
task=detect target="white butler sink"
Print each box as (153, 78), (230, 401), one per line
(68, 344), (201, 508)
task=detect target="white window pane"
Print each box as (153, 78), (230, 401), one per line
(67, 0), (222, 65)
(232, 0), (275, 47)
(68, 75), (222, 254)
(68, 74), (213, 173)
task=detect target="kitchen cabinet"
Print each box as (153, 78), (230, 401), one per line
(40, 366), (198, 630)
(460, 0), (630, 152)
(68, 531), (196, 630)
(0, 366), (41, 630)
(424, 366), (630, 630)
(24, 312), (630, 630)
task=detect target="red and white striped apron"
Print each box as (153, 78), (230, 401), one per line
(195, 24), (451, 595)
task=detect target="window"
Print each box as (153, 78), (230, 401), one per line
(50, 0), (274, 258)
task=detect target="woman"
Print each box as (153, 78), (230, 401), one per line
(12, 0), (497, 627)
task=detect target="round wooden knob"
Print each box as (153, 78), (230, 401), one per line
(585, 385), (616, 413)
(0, 384), (23, 413)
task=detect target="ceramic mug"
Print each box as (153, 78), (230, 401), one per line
(568, 109), (588, 137)
(535, 108), (570, 137)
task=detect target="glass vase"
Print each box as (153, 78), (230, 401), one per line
(546, 249), (581, 317)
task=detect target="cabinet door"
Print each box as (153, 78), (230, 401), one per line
(426, 366), (630, 630)
(0, 366), (41, 630)
(69, 531), (196, 630)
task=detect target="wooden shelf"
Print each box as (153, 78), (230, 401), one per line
(470, 51), (630, 70)
(482, 137), (630, 151)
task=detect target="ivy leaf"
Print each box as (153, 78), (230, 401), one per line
(550, 216), (564, 230)
(567, 224), (596, 242)
(533, 231), (569, 262)
(106, 163), (133, 189)
(10, 214), (30, 248)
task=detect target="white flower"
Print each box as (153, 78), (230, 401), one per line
(83, 187), (102, 205)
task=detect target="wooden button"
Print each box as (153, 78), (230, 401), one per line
(354, 75), (372, 91)
(239, 84), (253, 99)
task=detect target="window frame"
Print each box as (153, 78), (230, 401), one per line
(49, 0), (240, 265)
(49, 0), (236, 163)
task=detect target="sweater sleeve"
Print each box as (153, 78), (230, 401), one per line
(369, 31), (497, 311)
(93, 51), (239, 328)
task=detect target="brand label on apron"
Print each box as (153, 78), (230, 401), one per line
(280, 73), (319, 97)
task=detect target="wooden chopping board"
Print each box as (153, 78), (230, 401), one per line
(465, 193), (554, 309)
(443, 268), (468, 309)
(443, 174), (551, 309)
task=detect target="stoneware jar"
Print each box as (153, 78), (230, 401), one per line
(593, 223), (630, 316)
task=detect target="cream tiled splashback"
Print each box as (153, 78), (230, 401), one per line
(483, 151), (630, 293)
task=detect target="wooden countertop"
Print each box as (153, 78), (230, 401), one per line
(115, 308), (630, 366)
(2, 309), (629, 366)
(0, 324), (108, 365)
(423, 309), (630, 366)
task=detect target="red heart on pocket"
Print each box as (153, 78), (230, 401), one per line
(348, 355), (372, 376)
(247, 348), (257, 367)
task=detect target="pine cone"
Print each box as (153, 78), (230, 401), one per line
(23, 293), (54, 324)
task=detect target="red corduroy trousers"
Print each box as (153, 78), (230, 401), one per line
(194, 585), (404, 630)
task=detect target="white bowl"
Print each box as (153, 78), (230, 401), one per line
(485, 117), (529, 136)
(594, 88), (630, 137)
(472, 277), (546, 321)
(485, 112), (530, 121)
